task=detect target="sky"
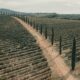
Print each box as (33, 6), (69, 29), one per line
(0, 0), (80, 14)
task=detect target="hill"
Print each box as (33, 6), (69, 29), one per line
(0, 8), (30, 16)
(0, 8), (80, 20)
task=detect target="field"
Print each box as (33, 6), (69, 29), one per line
(24, 16), (80, 78)
(0, 15), (80, 80)
(0, 15), (54, 80)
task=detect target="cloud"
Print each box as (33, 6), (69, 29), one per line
(0, 0), (80, 14)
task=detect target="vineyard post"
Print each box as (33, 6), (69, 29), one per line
(59, 36), (62, 55)
(71, 37), (76, 71)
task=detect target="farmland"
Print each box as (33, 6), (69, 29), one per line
(0, 14), (80, 80)
(0, 15), (53, 80)
(25, 16), (80, 78)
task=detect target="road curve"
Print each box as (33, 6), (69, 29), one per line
(13, 17), (79, 80)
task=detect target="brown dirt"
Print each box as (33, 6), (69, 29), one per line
(13, 17), (79, 80)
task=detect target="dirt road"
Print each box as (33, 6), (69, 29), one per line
(13, 17), (79, 80)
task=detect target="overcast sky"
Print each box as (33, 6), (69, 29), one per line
(0, 0), (80, 14)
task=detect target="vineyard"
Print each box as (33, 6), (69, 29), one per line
(20, 16), (80, 78)
(0, 15), (54, 80)
(0, 14), (80, 80)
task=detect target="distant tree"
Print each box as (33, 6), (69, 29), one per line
(33, 22), (36, 29)
(36, 24), (38, 31)
(47, 13), (58, 18)
(45, 26), (47, 39)
(71, 37), (76, 71)
(59, 36), (62, 55)
(30, 21), (33, 26)
(51, 27), (54, 45)
(40, 24), (43, 35)
(24, 16), (27, 22)
(32, 21), (34, 28)
(28, 18), (30, 24)
(27, 17), (29, 24)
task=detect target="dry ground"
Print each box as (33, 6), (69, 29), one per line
(13, 17), (79, 80)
